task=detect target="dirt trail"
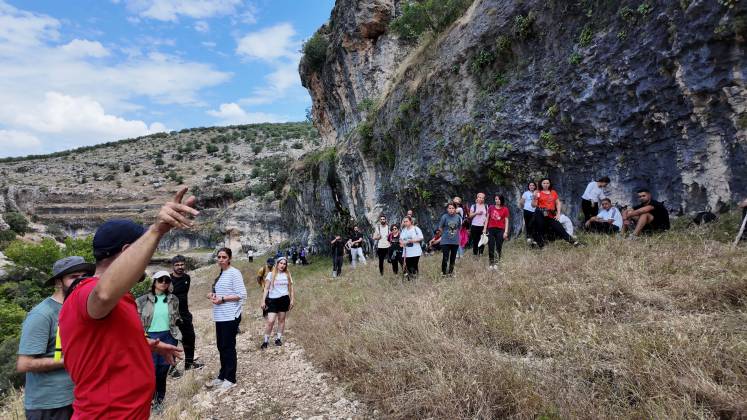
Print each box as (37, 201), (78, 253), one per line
(162, 307), (370, 419)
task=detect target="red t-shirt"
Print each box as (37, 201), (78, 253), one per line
(487, 205), (510, 229)
(536, 190), (559, 212)
(59, 277), (154, 420)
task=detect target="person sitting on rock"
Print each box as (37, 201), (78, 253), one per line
(531, 178), (581, 248)
(621, 188), (670, 237)
(585, 198), (623, 234)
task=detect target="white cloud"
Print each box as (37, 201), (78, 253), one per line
(60, 39), (109, 57)
(0, 129), (43, 154)
(240, 62), (301, 106)
(0, 1), (230, 157)
(207, 103), (286, 125)
(194, 20), (209, 33)
(13, 92), (166, 139)
(123, 0), (244, 22)
(201, 41), (216, 48)
(236, 23), (296, 61)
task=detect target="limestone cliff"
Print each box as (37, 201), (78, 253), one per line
(289, 0), (747, 245)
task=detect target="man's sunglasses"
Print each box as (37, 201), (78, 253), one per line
(156, 278), (171, 284)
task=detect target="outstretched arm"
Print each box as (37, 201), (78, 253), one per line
(88, 188), (198, 320)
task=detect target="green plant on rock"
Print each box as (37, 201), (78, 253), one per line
(539, 130), (561, 153)
(390, 0), (474, 41)
(470, 50), (495, 73)
(513, 12), (536, 40)
(578, 25), (594, 47)
(495, 35), (511, 55)
(3, 212), (29, 235)
(545, 104), (559, 119)
(356, 98), (376, 113)
(568, 52), (583, 65)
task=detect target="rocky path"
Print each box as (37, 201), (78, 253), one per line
(162, 308), (370, 419)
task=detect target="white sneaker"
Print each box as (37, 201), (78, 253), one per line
(332, 271), (337, 278)
(220, 380), (236, 389)
(207, 378), (223, 388)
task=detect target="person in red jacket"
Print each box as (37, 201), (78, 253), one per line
(59, 188), (198, 419)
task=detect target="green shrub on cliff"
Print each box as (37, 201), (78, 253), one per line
(3, 213), (29, 235)
(390, 0), (474, 41)
(302, 31), (328, 72)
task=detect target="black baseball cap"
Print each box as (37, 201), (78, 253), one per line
(93, 219), (147, 261)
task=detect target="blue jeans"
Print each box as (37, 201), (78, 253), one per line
(147, 331), (176, 403)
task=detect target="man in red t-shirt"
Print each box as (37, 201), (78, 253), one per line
(484, 193), (510, 270)
(59, 188), (198, 419)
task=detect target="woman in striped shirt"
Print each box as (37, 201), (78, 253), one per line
(260, 257), (295, 349)
(206, 248), (246, 389)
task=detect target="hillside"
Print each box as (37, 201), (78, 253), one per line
(286, 0), (747, 247)
(0, 122), (320, 253)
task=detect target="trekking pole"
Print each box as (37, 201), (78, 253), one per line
(732, 212), (747, 249)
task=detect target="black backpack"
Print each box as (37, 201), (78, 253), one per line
(693, 211), (717, 225)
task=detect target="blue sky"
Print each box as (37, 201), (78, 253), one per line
(0, 0), (334, 157)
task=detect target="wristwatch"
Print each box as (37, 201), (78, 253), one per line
(221, 296), (225, 304)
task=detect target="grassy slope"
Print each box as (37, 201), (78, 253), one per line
(288, 214), (747, 419)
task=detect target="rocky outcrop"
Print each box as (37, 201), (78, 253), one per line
(292, 0), (747, 245)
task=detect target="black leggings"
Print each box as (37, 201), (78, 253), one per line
(523, 210), (535, 238)
(377, 247), (390, 275)
(332, 254), (343, 275)
(470, 225), (485, 255)
(532, 213), (573, 247)
(581, 199), (597, 222)
(154, 364), (168, 403)
(404, 256), (420, 277)
(487, 227), (505, 264)
(441, 244), (458, 274)
(215, 316), (240, 383)
(179, 315), (196, 366)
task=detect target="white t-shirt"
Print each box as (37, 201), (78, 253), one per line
(521, 191), (535, 211)
(212, 267), (247, 322)
(558, 214), (574, 236)
(265, 272), (291, 299)
(470, 203), (488, 227)
(581, 181), (606, 204)
(399, 226), (423, 258)
(374, 224), (391, 248)
(596, 207), (623, 229)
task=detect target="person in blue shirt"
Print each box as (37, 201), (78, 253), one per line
(16, 256), (95, 420)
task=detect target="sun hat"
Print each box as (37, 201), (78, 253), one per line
(46, 256), (95, 286)
(153, 270), (171, 279)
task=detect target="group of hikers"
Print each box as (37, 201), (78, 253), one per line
(329, 177), (672, 279)
(14, 188), (298, 419)
(17, 177), (742, 419)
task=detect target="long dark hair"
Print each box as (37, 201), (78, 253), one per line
(213, 247), (233, 292)
(539, 178), (554, 192)
(151, 276), (171, 295)
(527, 181), (537, 191)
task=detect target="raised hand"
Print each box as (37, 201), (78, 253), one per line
(154, 187), (199, 234)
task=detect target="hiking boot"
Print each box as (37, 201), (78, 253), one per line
(185, 361), (204, 371)
(169, 366), (182, 378)
(274, 338), (282, 347)
(260, 341), (268, 350)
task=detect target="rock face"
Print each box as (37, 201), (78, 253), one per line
(289, 0), (747, 246)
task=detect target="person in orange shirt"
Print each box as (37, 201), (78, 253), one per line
(531, 178), (581, 248)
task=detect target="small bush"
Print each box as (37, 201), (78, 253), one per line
(513, 12), (535, 40)
(213, 164), (223, 172)
(578, 25), (594, 47)
(302, 31), (329, 72)
(3, 238), (61, 275)
(4, 213), (29, 235)
(154, 158), (165, 166)
(0, 230), (16, 250)
(390, 0), (474, 41)
(568, 51), (583, 65)
(291, 142), (303, 149)
(206, 144), (219, 154)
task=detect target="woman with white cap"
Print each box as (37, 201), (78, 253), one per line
(135, 271), (182, 413)
(260, 257), (295, 349)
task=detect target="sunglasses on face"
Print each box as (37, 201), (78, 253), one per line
(156, 278), (171, 284)
(217, 255), (229, 260)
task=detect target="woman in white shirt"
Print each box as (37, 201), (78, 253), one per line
(518, 181), (537, 243)
(399, 216), (424, 280)
(260, 257), (295, 349)
(581, 176), (610, 222)
(206, 248), (246, 389)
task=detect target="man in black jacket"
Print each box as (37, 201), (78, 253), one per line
(170, 255), (203, 374)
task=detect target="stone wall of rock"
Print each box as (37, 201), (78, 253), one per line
(291, 0), (747, 245)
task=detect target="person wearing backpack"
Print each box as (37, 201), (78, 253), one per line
(468, 193), (488, 256)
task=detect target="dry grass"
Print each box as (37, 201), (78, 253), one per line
(0, 388), (24, 420)
(291, 218), (747, 419)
